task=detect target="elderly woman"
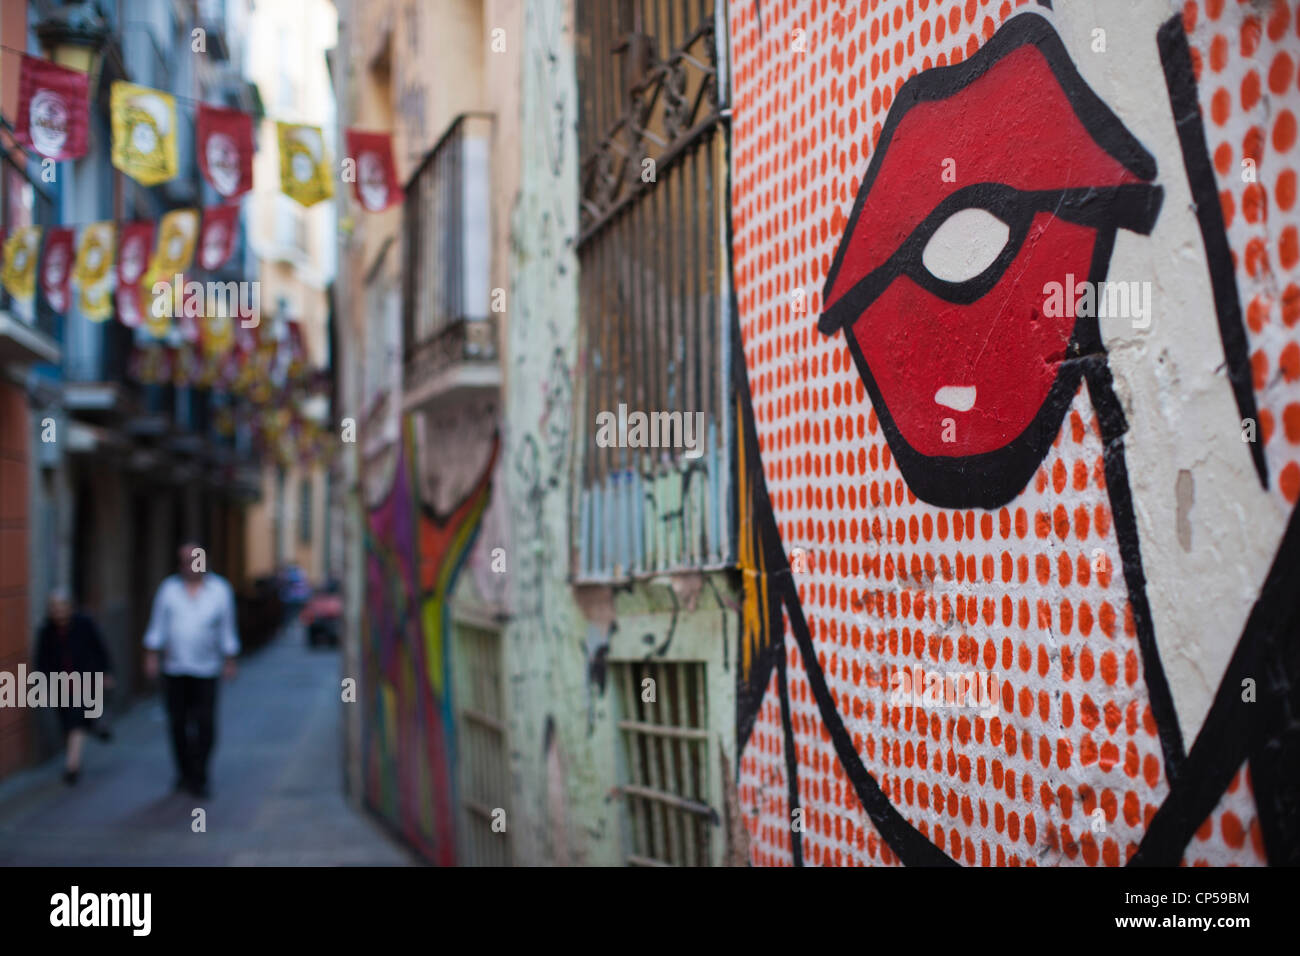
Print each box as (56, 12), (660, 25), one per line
(34, 591), (114, 785)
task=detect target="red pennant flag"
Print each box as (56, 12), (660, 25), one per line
(197, 204), (239, 270)
(116, 285), (146, 329)
(14, 55), (89, 161)
(197, 104), (254, 199)
(345, 129), (404, 212)
(39, 227), (75, 314)
(117, 220), (154, 289)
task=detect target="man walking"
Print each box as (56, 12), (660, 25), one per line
(143, 542), (240, 797)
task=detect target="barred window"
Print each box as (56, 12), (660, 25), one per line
(455, 623), (511, 866)
(573, 0), (734, 581)
(613, 660), (713, 866)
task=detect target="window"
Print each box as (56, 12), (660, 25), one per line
(298, 476), (312, 546)
(455, 624), (511, 866)
(573, 0), (734, 581)
(613, 660), (713, 866)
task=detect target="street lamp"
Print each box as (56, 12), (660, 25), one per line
(34, 2), (110, 92)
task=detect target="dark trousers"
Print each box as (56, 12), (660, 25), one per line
(164, 675), (218, 787)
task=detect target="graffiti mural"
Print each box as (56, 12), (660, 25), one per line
(733, 1), (1300, 865)
(362, 416), (497, 864)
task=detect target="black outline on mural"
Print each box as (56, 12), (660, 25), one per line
(818, 11), (1161, 512)
(1156, 16), (1267, 489)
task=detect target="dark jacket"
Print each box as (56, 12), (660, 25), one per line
(35, 613), (112, 678)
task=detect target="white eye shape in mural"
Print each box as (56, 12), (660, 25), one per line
(920, 208), (1012, 285)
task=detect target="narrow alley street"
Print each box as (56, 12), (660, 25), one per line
(0, 632), (413, 866)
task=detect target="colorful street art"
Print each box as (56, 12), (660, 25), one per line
(362, 417), (497, 864)
(732, 1), (1300, 866)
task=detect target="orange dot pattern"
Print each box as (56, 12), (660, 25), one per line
(730, 0), (1287, 865)
(738, 659), (797, 866)
(1184, 0), (1300, 507)
(1181, 763), (1269, 866)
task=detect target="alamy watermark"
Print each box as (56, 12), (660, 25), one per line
(0, 666), (104, 718)
(887, 665), (1001, 718)
(1042, 273), (1151, 329)
(594, 403), (706, 460)
(150, 273), (260, 328)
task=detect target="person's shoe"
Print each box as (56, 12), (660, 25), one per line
(173, 776), (190, 793)
(188, 780), (210, 799)
(63, 768), (79, 786)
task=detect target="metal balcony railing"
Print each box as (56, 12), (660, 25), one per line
(401, 113), (497, 392)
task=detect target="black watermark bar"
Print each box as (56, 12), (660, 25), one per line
(3, 865), (1281, 943)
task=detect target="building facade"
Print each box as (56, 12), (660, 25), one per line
(239, 0), (337, 586)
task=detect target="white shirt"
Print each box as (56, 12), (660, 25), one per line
(143, 574), (241, 677)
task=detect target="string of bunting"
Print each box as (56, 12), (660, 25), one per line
(0, 48), (369, 465)
(1, 49), (402, 320)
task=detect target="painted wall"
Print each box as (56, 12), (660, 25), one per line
(730, 0), (1300, 866)
(359, 416), (497, 863)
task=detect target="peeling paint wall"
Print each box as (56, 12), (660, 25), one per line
(502, 0), (742, 866)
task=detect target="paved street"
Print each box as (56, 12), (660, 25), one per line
(0, 629), (415, 866)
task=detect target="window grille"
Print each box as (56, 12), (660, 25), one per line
(613, 660), (713, 866)
(573, 0), (733, 581)
(455, 624), (511, 866)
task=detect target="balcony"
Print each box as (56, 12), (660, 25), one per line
(401, 114), (500, 412)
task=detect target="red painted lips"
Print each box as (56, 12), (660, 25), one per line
(818, 13), (1162, 508)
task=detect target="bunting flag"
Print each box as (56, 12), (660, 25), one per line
(73, 222), (116, 321)
(142, 209), (198, 339)
(151, 209), (199, 278)
(197, 104), (254, 199)
(115, 221), (152, 330)
(166, 277), (203, 344)
(1, 227), (42, 302)
(38, 227), (75, 314)
(345, 129), (403, 212)
(200, 305), (235, 356)
(197, 204), (239, 271)
(117, 221), (154, 289)
(277, 122), (332, 207)
(110, 82), (179, 186)
(14, 55), (90, 161)
(116, 286), (143, 328)
(143, 290), (172, 339)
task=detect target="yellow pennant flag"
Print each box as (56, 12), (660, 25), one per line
(1, 227), (42, 302)
(277, 122), (332, 207)
(148, 209), (199, 284)
(111, 82), (178, 186)
(140, 209), (198, 340)
(73, 222), (116, 321)
(201, 308), (234, 357)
